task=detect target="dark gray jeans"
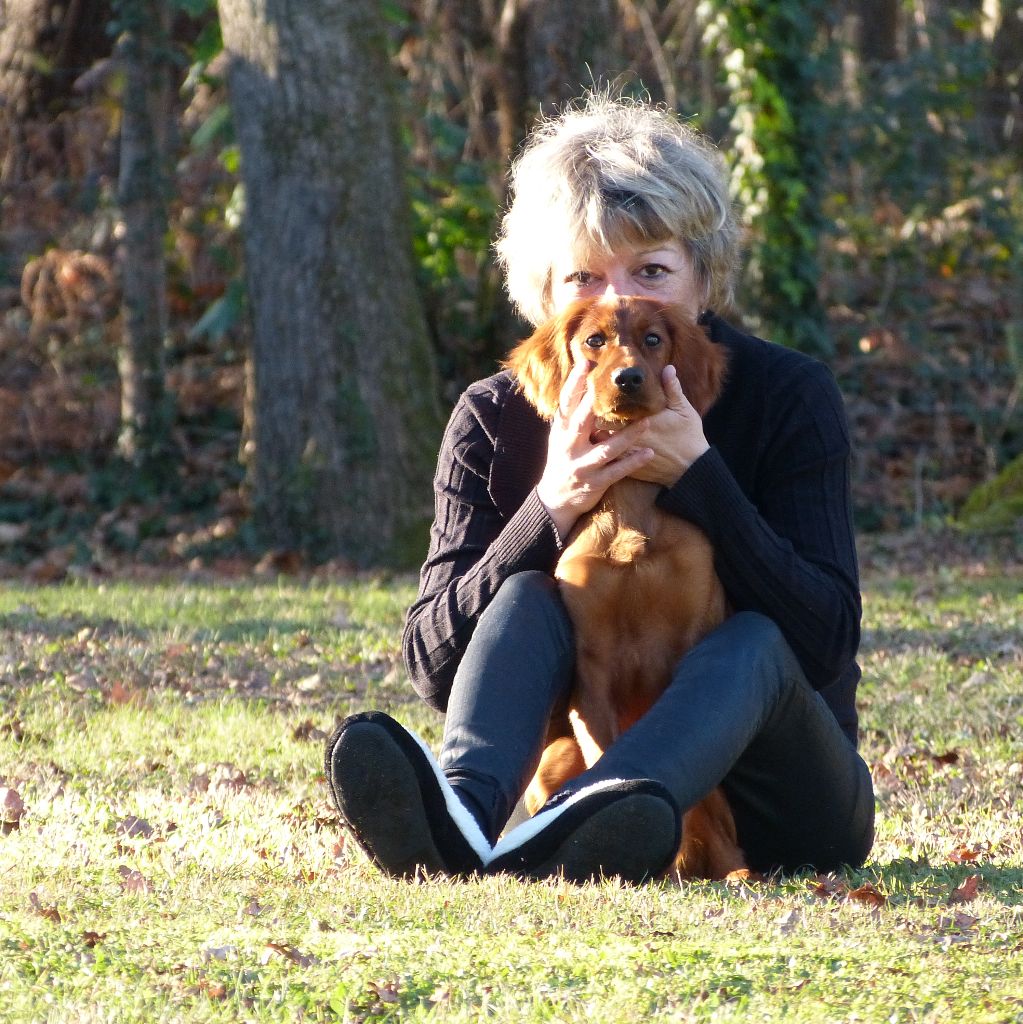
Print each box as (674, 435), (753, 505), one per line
(440, 570), (874, 873)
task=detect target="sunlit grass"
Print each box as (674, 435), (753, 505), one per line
(1, 568), (1021, 1022)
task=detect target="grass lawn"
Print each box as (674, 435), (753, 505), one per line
(1, 563), (1021, 1022)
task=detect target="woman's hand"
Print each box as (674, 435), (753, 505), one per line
(536, 362), (655, 541)
(628, 364), (710, 487)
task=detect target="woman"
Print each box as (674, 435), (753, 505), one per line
(324, 94), (875, 883)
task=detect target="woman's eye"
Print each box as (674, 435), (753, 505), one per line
(638, 264), (668, 279)
(644, 333), (662, 347)
(567, 271), (594, 285)
(585, 334), (606, 348)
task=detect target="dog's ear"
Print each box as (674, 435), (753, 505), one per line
(503, 312), (574, 419)
(666, 312), (728, 416)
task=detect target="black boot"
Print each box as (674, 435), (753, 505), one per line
(324, 711), (492, 878)
(487, 778), (681, 884)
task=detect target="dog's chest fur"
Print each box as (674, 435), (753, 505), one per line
(555, 479), (725, 721)
(556, 479), (691, 586)
(564, 479), (662, 564)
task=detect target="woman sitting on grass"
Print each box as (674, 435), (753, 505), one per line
(324, 93), (875, 883)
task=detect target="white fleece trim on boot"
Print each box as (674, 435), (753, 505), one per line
(489, 778), (631, 862)
(407, 728), (494, 864)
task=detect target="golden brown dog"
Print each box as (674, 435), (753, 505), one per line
(504, 295), (748, 880)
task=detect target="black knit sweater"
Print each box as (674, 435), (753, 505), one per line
(402, 314), (863, 745)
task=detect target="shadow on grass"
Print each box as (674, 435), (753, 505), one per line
(0, 605), (411, 713)
(0, 608), (364, 644)
(863, 858), (1023, 906)
(861, 624), (1022, 662)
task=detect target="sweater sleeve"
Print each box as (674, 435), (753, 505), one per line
(656, 360), (861, 689)
(401, 386), (562, 711)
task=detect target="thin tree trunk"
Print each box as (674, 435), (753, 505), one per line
(0, 0), (50, 183)
(218, 0), (443, 565)
(116, 0), (175, 470)
(857, 0), (899, 63)
(985, 0), (1023, 145)
(495, 0), (618, 159)
(0, 0), (113, 183)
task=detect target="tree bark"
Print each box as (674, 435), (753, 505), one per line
(116, 0), (175, 471)
(495, 0), (618, 159)
(0, 0), (113, 182)
(0, 0), (50, 120)
(986, 0), (1023, 146)
(217, 0), (443, 565)
(856, 0), (899, 63)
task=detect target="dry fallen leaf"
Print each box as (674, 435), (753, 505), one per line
(428, 983), (452, 1005)
(0, 718), (28, 743)
(118, 866), (154, 895)
(948, 844), (983, 863)
(949, 874), (981, 905)
(777, 908), (802, 935)
(1, 786), (24, 830)
(107, 681), (141, 706)
(188, 771), (211, 794)
(115, 815), (155, 840)
(937, 911), (980, 933)
(263, 942), (316, 968)
(197, 978), (228, 1000)
(292, 719), (328, 742)
(255, 549), (304, 574)
(368, 979), (401, 1005)
(27, 551), (70, 584)
(295, 673), (323, 693)
(202, 945), (238, 962)
(847, 882), (887, 908)
(29, 892), (61, 923)
(809, 875), (848, 900)
(209, 763), (249, 791)
(946, 839), (987, 864)
(81, 930), (107, 947)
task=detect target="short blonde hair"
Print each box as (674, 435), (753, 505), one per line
(495, 94), (740, 326)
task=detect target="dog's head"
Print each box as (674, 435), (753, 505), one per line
(504, 296), (727, 427)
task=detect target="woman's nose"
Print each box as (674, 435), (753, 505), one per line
(601, 268), (630, 298)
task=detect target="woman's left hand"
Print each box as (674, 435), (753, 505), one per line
(629, 364), (710, 487)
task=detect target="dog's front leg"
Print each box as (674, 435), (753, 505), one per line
(525, 736), (587, 814)
(568, 661), (620, 769)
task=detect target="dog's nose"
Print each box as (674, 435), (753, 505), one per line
(612, 366), (645, 394)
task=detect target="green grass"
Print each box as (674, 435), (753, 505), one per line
(1, 568), (1022, 1022)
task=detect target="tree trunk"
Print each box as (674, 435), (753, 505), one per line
(217, 0), (443, 566)
(986, 0), (1023, 146)
(856, 0), (899, 63)
(0, 0), (50, 120)
(402, 0), (621, 387)
(495, 0), (618, 159)
(116, 0), (175, 472)
(0, 0), (113, 182)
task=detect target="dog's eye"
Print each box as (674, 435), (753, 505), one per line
(644, 332), (662, 347)
(585, 334), (606, 349)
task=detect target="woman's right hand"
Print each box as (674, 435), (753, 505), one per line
(536, 361), (655, 542)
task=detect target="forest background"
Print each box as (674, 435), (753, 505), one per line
(1, 0), (1022, 576)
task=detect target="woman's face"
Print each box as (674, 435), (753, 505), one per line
(550, 239), (704, 321)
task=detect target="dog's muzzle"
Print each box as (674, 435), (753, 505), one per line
(612, 366), (645, 395)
